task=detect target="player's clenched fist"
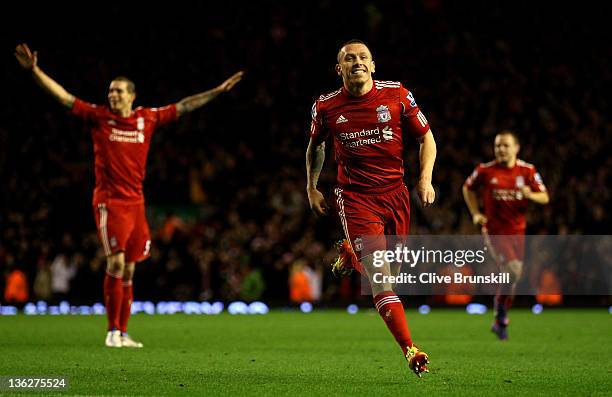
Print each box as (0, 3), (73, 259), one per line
(472, 213), (488, 226)
(417, 178), (436, 207)
(307, 188), (329, 217)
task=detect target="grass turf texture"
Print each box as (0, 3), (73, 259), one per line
(0, 309), (610, 396)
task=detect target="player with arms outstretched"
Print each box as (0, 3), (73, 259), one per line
(306, 40), (437, 377)
(15, 43), (243, 348)
(463, 131), (549, 340)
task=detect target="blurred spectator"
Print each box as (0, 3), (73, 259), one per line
(4, 258), (29, 304)
(33, 261), (52, 301)
(304, 264), (323, 302)
(536, 268), (563, 306)
(159, 211), (186, 245)
(240, 266), (266, 302)
(50, 253), (77, 303)
(289, 260), (313, 303)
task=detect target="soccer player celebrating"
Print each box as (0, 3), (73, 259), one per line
(306, 40), (436, 377)
(463, 131), (549, 340)
(15, 43), (243, 348)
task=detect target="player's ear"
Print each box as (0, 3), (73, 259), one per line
(371, 60), (375, 74)
(335, 64), (342, 76)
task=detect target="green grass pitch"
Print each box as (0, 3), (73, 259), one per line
(0, 309), (610, 396)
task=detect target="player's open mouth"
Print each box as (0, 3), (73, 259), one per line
(351, 70), (366, 75)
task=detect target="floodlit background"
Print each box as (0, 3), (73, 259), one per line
(1, 1), (610, 307)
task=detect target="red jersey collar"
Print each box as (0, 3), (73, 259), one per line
(494, 160), (518, 170)
(341, 83), (377, 101)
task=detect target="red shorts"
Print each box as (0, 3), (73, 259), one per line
(334, 183), (410, 259)
(488, 234), (525, 263)
(94, 202), (152, 263)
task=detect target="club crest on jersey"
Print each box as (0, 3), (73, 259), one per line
(515, 176), (525, 188)
(376, 105), (391, 123)
(490, 177), (498, 185)
(137, 117), (144, 131)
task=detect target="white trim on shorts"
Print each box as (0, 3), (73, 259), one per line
(98, 203), (112, 256)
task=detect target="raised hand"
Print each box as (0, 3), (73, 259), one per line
(218, 71), (244, 92)
(15, 43), (37, 70)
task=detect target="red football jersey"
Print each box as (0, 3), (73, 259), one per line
(310, 81), (430, 191)
(464, 160), (547, 234)
(71, 98), (177, 204)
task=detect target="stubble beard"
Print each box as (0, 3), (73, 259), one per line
(345, 73), (370, 93)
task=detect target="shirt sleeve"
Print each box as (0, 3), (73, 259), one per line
(309, 100), (329, 142)
(149, 104), (178, 127)
(464, 165), (484, 190)
(529, 167), (547, 192)
(70, 98), (99, 123)
(399, 84), (430, 139)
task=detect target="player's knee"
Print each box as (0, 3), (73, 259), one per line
(506, 260), (523, 284)
(123, 263), (135, 281)
(106, 253), (126, 275)
(365, 263), (394, 293)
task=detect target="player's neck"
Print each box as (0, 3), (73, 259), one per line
(498, 158), (517, 168)
(344, 80), (373, 97)
(112, 107), (132, 118)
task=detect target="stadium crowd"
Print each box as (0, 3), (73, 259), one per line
(1, 2), (610, 305)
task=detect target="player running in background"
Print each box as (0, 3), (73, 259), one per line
(305, 39), (437, 377)
(463, 131), (549, 340)
(15, 43), (243, 348)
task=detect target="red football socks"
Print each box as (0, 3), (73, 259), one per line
(119, 280), (133, 334)
(374, 292), (413, 355)
(103, 271), (123, 331)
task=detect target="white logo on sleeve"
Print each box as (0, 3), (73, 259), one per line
(336, 115), (348, 124)
(534, 172), (544, 185)
(144, 240), (151, 256)
(407, 91), (417, 107)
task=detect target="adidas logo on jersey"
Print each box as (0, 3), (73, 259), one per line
(336, 115), (348, 124)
